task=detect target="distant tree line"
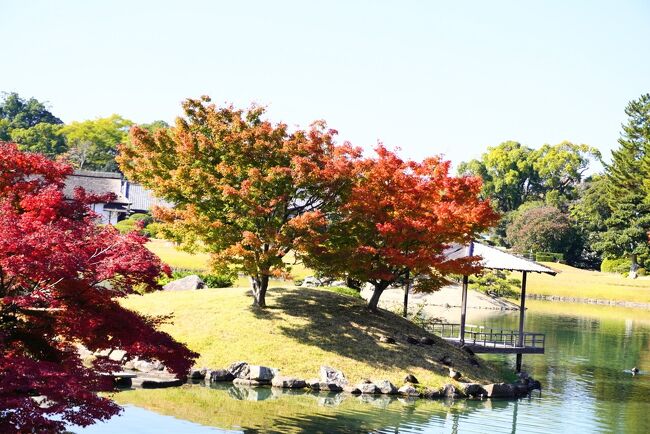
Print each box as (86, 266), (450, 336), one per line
(0, 92), (168, 172)
(459, 93), (650, 276)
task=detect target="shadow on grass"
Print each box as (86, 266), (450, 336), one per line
(271, 287), (458, 376)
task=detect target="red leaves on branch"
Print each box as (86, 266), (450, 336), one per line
(118, 98), (360, 307)
(0, 142), (196, 433)
(299, 145), (499, 310)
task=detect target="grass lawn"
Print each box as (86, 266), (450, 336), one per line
(145, 239), (211, 270)
(120, 286), (505, 389)
(146, 239), (312, 281)
(518, 262), (650, 304)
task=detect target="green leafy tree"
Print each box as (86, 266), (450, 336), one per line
(62, 114), (132, 171)
(140, 120), (170, 132)
(0, 92), (67, 158)
(458, 141), (539, 213)
(117, 97), (358, 307)
(506, 205), (579, 260)
(570, 175), (613, 269)
(0, 92), (62, 140)
(9, 122), (67, 157)
(532, 141), (601, 207)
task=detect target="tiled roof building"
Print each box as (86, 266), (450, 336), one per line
(64, 170), (170, 224)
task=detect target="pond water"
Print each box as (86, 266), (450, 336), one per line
(74, 300), (650, 433)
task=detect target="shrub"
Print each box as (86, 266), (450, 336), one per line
(114, 218), (138, 234)
(158, 269), (233, 288)
(637, 268), (646, 276)
(114, 213), (158, 236)
(535, 252), (564, 262)
(469, 270), (520, 298)
(323, 286), (363, 299)
(201, 273), (234, 288)
(129, 213), (154, 224)
(601, 257), (632, 274)
(293, 279), (304, 286)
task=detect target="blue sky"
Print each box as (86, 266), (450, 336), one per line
(1, 0), (648, 168)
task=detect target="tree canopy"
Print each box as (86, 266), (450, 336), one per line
(118, 97), (358, 307)
(62, 114), (133, 172)
(506, 204), (578, 259)
(0, 142), (195, 433)
(0, 92), (62, 138)
(459, 140), (600, 214)
(585, 93), (650, 275)
(299, 146), (499, 311)
(0, 92), (67, 158)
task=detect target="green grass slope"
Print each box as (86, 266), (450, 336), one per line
(121, 287), (504, 388)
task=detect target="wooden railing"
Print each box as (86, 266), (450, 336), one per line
(429, 323), (545, 350)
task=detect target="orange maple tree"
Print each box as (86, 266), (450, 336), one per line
(298, 146), (499, 311)
(118, 97), (359, 307)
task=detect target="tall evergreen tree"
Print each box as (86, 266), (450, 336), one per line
(608, 94), (650, 190)
(594, 93), (650, 276)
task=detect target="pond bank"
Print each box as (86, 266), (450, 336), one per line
(120, 286), (507, 389)
(525, 293), (650, 309)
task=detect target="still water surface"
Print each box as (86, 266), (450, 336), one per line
(75, 301), (650, 433)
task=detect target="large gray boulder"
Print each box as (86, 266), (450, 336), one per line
(320, 366), (348, 386)
(248, 365), (278, 381)
(318, 382), (343, 392)
(458, 382), (486, 397)
(163, 275), (205, 291)
(209, 369), (235, 382)
(188, 367), (206, 380)
(271, 376), (306, 389)
(484, 383), (515, 398)
(343, 385), (362, 394)
(375, 380), (398, 394)
(398, 384), (420, 396)
(356, 382), (381, 394)
(228, 361), (250, 379)
(306, 378), (321, 390)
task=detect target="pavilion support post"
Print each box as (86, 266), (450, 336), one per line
(460, 274), (468, 344)
(516, 271), (528, 372)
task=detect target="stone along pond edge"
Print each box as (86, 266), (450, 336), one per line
(116, 360), (542, 401)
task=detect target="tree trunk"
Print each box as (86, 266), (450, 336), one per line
(251, 275), (269, 307)
(629, 254), (639, 279)
(367, 281), (390, 312)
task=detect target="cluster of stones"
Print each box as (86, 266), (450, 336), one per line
(189, 361), (541, 400)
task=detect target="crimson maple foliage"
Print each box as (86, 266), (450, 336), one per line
(0, 143), (196, 433)
(118, 97), (359, 307)
(299, 146), (499, 311)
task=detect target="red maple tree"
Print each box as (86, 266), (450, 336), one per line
(118, 97), (360, 307)
(299, 146), (499, 311)
(0, 143), (196, 433)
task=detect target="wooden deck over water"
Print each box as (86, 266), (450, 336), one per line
(430, 323), (545, 355)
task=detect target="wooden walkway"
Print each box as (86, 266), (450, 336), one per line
(430, 323), (545, 355)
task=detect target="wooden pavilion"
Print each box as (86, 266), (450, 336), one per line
(441, 241), (557, 372)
